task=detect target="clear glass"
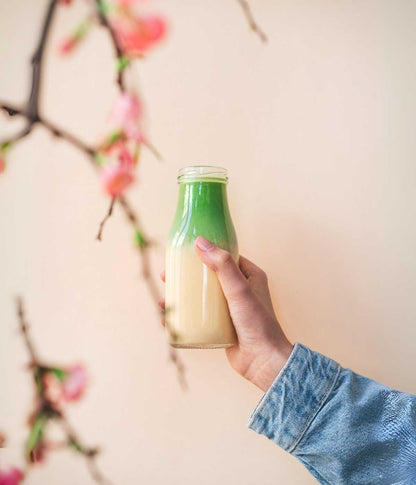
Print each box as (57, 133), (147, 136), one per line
(165, 165), (238, 348)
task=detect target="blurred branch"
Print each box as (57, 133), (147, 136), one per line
(0, 0), (186, 387)
(236, 0), (268, 43)
(16, 297), (113, 485)
(96, 197), (116, 241)
(0, 102), (95, 156)
(93, 0), (126, 91)
(59, 416), (112, 485)
(0, 0), (59, 146)
(17, 297), (40, 365)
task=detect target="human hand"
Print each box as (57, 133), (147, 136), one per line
(159, 236), (293, 392)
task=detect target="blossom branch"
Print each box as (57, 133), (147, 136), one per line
(2, 103), (187, 386)
(93, 0), (126, 91)
(16, 297), (113, 485)
(236, 0), (267, 42)
(0, 0), (59, 148)
(0, 102), (95, 157)
(96, 197), (116, 241)
(17, 297), (39, 365)
(1, 0), (187, 390)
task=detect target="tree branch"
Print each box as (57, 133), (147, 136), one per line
(93, 0), (126, 91)
(59, 416), (113, 485)
(16, 297), (39, 365)
(16, 298), (113, 485)
(2, 0), (187, 389)
(236, 0), (268, 43)
(96, 197), (116, 241)
(29, 0), (59, 117)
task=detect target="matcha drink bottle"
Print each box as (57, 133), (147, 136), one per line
(165, 166), (238, 348)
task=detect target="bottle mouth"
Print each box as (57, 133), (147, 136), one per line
(177, 165), (228, 183)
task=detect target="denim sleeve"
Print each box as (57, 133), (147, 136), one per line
(247, 343), (416, 485)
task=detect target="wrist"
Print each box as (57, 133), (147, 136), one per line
(251, 341), (294, 392)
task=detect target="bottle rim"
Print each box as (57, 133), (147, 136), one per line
(177, 165), (228, 183)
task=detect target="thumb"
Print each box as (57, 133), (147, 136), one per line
(195, 236), (249, 301)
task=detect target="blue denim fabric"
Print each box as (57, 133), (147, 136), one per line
(247, 343), (416, 484)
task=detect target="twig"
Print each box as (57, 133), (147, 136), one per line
(117, 197), (188, 389)
(93, 0), (126, 91)
(169, 347), (188, 391)
(142, 139), (163, 162)
(236, 0), (268, 43)
(96, 197), (116, 241)
(0, 0), (59, 147)
(59, 416), (112, 485)
(16, 297), (39, 365)
(0, 102), (96, 158)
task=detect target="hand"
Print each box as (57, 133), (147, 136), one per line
(159, 236), (293, 392)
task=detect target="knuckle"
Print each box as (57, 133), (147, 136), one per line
(217, 249), (233, 267)
(254, 267), (268, 282)
(259, 269), (268, 282)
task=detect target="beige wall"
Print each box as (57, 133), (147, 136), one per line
(1, 1), (416, 483)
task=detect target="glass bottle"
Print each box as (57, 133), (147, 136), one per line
(165, 166), (238, 348)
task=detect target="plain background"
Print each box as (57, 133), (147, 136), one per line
(1, 0), (416, 483)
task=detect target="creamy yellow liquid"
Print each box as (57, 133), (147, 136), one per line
(165, 246), (237, 348)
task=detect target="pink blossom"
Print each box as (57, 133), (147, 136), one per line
(0, 157), (5, 174)
(58, 37), (77, 55)
(113, 15), (167, 56)
(0, 467), (24, 485)
(110, 93), (143, 142)
(117, 0), (147, 7)
(111, 93), (142, 127)
(118, 144), (135, 169)
(62, 364), (88, 402)
(43, 372), (63, 405)
(101, 163), (135, 197)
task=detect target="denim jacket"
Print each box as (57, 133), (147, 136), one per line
(247, 343), (416, 484)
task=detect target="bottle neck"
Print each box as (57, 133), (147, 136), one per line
(178, 180), (228, 216)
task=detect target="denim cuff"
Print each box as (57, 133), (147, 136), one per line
(247, 343), (341, 453)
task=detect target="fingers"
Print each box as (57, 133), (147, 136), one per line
(239, 255), (275, 317)
(195, 236), (250, 301)
(238, 255), (268, 283)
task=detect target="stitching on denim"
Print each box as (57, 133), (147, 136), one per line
(247, 343), (301, 430)
(288, 363), (341, 454)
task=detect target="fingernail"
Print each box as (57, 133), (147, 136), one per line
(196, 236), (214, 251)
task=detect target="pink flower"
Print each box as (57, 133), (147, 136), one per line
(111, 93), (142, 127)
(117, 0), (147, 7)
(58, 37), (77, 55)
(62, 364), (88, 402)
(0, 467), (24, 485)
(118, 144), (135, 168)
(110, 93), (143, 142)
(0, 157), (5, 174)
(43, 372), (63, 405)
(113, 15), (167, 56)
(101, 163), (135, 197)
